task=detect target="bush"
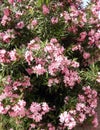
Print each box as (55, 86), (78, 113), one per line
(0, 0), (100, 129)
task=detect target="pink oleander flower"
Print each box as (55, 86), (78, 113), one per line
(30, 102), (41, 113)
(21, 76), (31, 87)
(18, 100), (26, 107)
(78, 95), (85, 102)
(42, 5), (50, 15)
(15, 11), (23, 19)
(48, 123), (55, 130)
(0, 29), (15, 43)
(25, 50), (33, 65)
(63, 70), (80, 88)
(92, 114), (98, 128)
(32, 64), (46, 75)
(83, 52), (90, 59)
(50, 38), (58, 43)
(28, 43), (40, 51)
(78, 113), (86, 123)
(9, 100), (26, 117)
(88, 29), (95, 36)
(63, 11), (71, 22)
(29, 123), (36, 130)
(71, 61), (79, 68)
(59, 111), (76, 129)
(26, 68), (33, 75)
(29, 104), (42, 122)
(31, 19), (38, 26)
(48, 78), (60, 87)
(76, 103), (86, 112)
(8, 0), (14, 4)
(9, 49), (17, 61)
(29, 102), (50, 123)
(13, 81), (22, 90)
(1, 15), (8, 26)
(3, 8), (10, 16)
(2, 33), (10, 43)
(16, 21), (24, 29)
(51, 17), (58, 24)
(0, 102), (5, 114)
(41, 102), (50, 113)
(77, 31), (87, 41)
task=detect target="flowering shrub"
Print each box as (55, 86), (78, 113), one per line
(0, 0), (100, 130)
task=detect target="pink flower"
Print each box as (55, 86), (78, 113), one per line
(26, 68), (33, 75)
(25, 50), (33, 65)
(77, 32), (87, 41)
(29, 102), (42, 122)
(50, 38), (58, 43)
(32, 64), (46, 75)
(0, 49), (9, 63)
(48, 78), (59, 87)
(1, 15), (10, 26)
(28, 39), (40, 50)
(29, 123), (36, 130)
(42, 102), (50, 113)
(78, 95), (85, 102)
(15, 11), (23, 19)
(63, 70), (80, 88)
(42, 5), (50, 15)
(76, 103), (86, 112)
(48, 123), (55, 130)
(0, 102), (5, 114)
(92, 114), (98, 128)
(21, 76), (31, 87)
(13, 81), (21, 90)
(63, 11), (70, 22)
(10, 100), (26, 117)
(31, 19), (38, 26)
(16, 21), (24, 29)
(3, 8), (10, 16)
(9, 49), (17, 61)
(2, 33), (10, 43)
(30, 102), (41, 113)
(78, 113), (86, 123)
(18, 100), (26, 107)
(71, 61), (79, 68)
(59, 111), (76, 129)
(8, 0), (14, 4)
(51, 17), (58, 24)
(88, 29), (95, 36)
(83, 52), (90, 59)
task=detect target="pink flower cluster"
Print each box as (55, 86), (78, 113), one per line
(28, 102), (50, 123)
(0, 49), (18, 63)
(59, 111), (76, 130)
(25, 38), (80, 88)
(59, 86), (98, 129)
(0, 74), (51, 128)
(0, 76), (31, 117)
(9, 100), (26, 117)
(42, 5), (50, 15)
(0, 29), (15, 43)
